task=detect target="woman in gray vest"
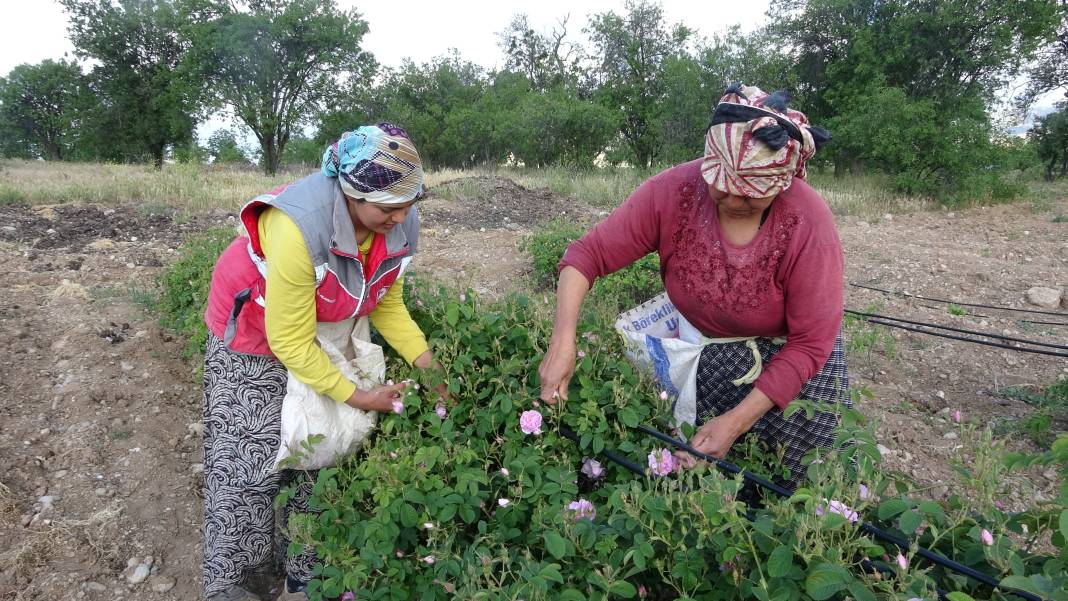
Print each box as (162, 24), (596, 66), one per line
(201, 123), (446, 600)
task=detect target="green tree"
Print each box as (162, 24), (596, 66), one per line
(0, 59), (89, 160)
(1022, 1), (1068, 106)
(498, 14), (584, 91)
(1030, 104), (1068, 180)
(769, 0), (1059, 197)
(586, 0), (692, 167)
(189, 0), (374, 175)
(61, 0), (202, 168)
(206, 128), (248, 164)
(281, 134), (325, 170)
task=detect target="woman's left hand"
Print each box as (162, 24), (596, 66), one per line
(676, 389), (776, 468)
(684, 414), (746, 463)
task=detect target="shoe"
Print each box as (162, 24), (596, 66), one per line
(208, 584), (262, 601)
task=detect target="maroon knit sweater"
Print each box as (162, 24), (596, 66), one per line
(560, 159), (845, 409)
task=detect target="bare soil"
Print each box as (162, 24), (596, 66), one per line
(0, 178), (1065, 599)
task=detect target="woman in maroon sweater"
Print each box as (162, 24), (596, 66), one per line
(538, 84), (845, 489)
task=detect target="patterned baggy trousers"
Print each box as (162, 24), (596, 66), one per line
(201, 334), (319, 597)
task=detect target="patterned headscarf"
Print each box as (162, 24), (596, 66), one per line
(322, 123), (424, 204)
(701, 84), (830, 199)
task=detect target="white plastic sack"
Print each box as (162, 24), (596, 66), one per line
(615, 292), (705, 426)
(273, 318), (383, 470)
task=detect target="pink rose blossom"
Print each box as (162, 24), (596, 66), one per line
(498, 498), (510, 507)
(533, 400), (540, 408)
(816, 499), (859, 523)
(581, 457), (605, 480)
(391, 400), (404, 414)
(435, 405), (447, 419)
(341, 593), (355, 601)
(995, 500), (1005, 510)
(500, 467), (509, 476)
(638, 585), (648, 598)
(896, 553), (908, 570)
(659, 390), (669, 401)
(981, 529), (994, 546)
(395, 550), (404, 558)
(952, 409), (962, 423)
(578, 350), (586, 358)
(423, 555), (435, 564)
(520, 410), (543, 435)
(568, 498), (596, 521)
(648, 448), (677, 476)
(459, 293), (466, 302)
(424, 522), (434, 529)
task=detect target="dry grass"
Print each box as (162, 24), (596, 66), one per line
(0, 159), (293, 213)
(2, 159), (1058, 220)
(0, 503), (124, 597)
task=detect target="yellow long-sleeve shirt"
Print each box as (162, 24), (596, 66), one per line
(259, 207), (429, 402)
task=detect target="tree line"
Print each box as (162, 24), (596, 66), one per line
(1, 0), (1066, 199)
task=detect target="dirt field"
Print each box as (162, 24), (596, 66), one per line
(0, 177), (1065, 599)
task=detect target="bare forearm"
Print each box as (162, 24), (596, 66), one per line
(725, 388), (776, 434)
(551, 266), (591, 342)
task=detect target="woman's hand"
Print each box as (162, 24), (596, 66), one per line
(676, 414), (747, 468)
(345, 382), (408, 412)
(413, 350), (450, 401)
(675, 389), (776, 468)
(538, 335), (576, 403)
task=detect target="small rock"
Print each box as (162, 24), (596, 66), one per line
(943, 432), (958, 440)
(120, 361), (134, 372)
(1026, 287), (1063, 309)
(935, 390), (945, 400)
(149, 575), (175, 593)
(125, 563), (150, 584)
(84, 582), (107, 592)
(143, 555), (153, 567)
(877, 444), (893, 457)
(1044, 468), (1058, 481)
(95, 487), (107, 497)
(190, 463), (204, 474)
(54, 469), (68, 479)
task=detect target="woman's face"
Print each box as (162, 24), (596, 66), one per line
(347, 197), (416, 234)
(709, 186), (776, 219)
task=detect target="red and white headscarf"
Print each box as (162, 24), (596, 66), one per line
(701, 84), (828, 199)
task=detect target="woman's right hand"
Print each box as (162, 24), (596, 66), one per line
(345, 381), (408, 412)
(538, 335), (577, 403)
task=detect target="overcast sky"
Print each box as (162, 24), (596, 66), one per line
(0, 0), (772, 143)
(0, 0), (770, 76)
(0, 0), (1056, 143)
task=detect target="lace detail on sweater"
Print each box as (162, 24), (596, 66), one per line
(671, 178), (802, 315)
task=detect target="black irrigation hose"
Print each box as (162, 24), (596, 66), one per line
(559, 425), (645, 476)
(845, 310), (1068, 351)
(851, 283), (1068, 318)
(860, 317), (1068, 358)
(1021, 320), (1068, 327)
(631, 424), (1043, 601)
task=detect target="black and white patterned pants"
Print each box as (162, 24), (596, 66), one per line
(695, 334), (850, 491)
(202, 334), (319, 597)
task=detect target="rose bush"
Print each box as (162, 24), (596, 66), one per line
(282, 282), (1068, 601)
